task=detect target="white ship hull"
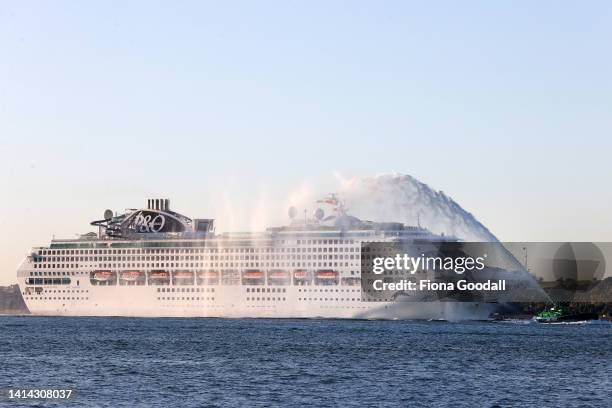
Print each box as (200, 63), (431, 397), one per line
(17, 278), (494, 320)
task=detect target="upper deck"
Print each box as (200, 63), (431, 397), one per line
(30, 196), (454, 253)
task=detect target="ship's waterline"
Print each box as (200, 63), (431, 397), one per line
(17, 196), (494, 320)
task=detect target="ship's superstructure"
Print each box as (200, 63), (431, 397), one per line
(16, 197), (493, 319)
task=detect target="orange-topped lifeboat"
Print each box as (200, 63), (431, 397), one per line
(268, 269), (290, 285)
(149, 270), (169, 280)
(197, 270), (219, 285)
(148, 270), (170, 285)
(244, 270), (263, 279)
(269, 270), (289, 279)
(242, 269), (264, 285)
(121, 270), (142, 281)
(92, 270), (114, 282)
(173, 270), (194, 285)
(174, 270), (193, 279)
(315, 270), (339, 285)
(197, 270), (219, 280)
(90, 270), (117, 285)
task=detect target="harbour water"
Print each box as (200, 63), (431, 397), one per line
(0, 317), (610, 407)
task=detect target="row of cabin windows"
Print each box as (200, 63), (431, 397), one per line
(298, 298), (360, 301)
(38, 244), (361, 257)
(30, 271), (86, 276)
(39, 261), (358, 269)
(158, 297), (214, 301)
(246, 287), (287, 293)
(28, 289), (88, 294)
(157, 287), (214, 293)
(35, 247), (361, 263)
(246, 297), (286, 301)
(35, 253), (361, 264)
(43, 238), (358, 253)
(25, 297), (89, 301)
(298, 288), (361, 292)
(26, 278), (71, 285)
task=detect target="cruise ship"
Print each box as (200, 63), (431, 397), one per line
(16, 197), (495, 319)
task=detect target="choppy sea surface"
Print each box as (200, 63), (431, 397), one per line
(0, 317), (610, 408)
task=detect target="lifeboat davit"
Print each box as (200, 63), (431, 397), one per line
(93, 270), (114, 281)
(244, 270), (263, 279)
(120, 270), (142, 281)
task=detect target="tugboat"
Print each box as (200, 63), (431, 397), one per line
(535, 305), (599, 323)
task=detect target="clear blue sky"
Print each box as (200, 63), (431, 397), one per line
(1, 1), (611, 284)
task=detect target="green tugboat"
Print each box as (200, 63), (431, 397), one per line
(535, 305), (598, 323)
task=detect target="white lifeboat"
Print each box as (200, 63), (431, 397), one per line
(197, 270), (219, 279)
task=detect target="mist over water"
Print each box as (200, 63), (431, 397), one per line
(229, 173), (498, 242)
(336, 174), (498, 241)
(331, 174), (548, 305)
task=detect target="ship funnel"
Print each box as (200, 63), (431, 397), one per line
(147, 198), (170, 211)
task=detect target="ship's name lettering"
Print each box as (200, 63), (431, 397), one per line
(133, 213), (166, 233)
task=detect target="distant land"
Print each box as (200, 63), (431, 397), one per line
(0, 285), (29, 314)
